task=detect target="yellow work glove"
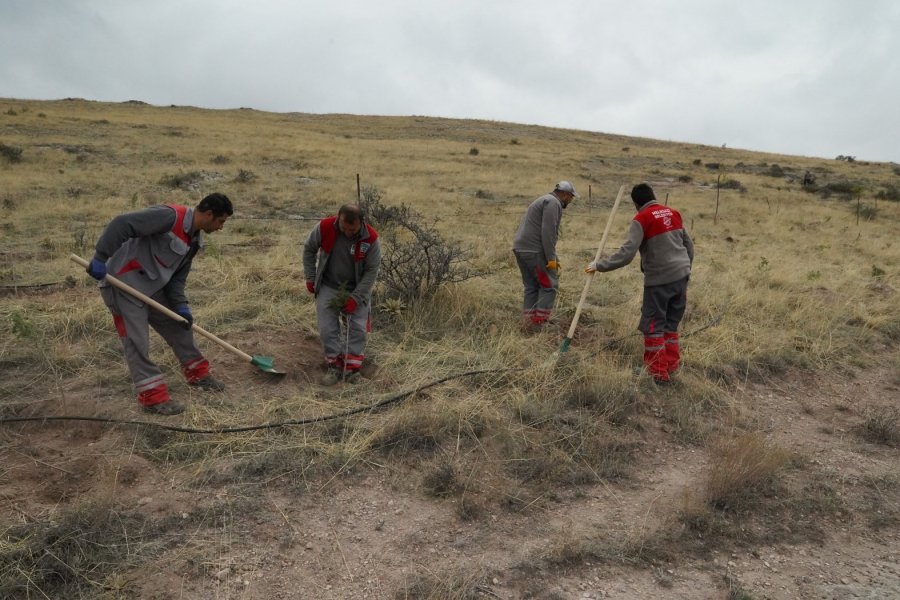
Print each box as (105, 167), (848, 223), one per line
(546, 260), (560, 271)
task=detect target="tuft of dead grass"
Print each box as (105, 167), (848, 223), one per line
(0, 501), (159, 598)
(703, 432), (791, 511)
(855, 406), (900, 447)
(395, 565), (489, 600)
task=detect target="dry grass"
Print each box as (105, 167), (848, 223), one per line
(702, 432), (792, 510)
(395, 565), (488, 599)
(0, 500), (160, 598)
(1, 97), (899, 596)
(855, 406), (900, 447)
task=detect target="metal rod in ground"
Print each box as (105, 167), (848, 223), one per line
(548, 185), (626, 362)
(357, 173), (361, 205)
(341, 313), (350, 382)
(715, 173), (721, 225)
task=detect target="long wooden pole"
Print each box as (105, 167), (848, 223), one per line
(550, 185), (626, 360)
(565, 185), (626, 340)
(70, 254), (254, 362)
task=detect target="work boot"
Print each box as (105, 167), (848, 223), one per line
(189, 375), (226, 392)
(141, 398), (185, 416)
(345, 371), (362, 385)
(321, 368), (341, 386)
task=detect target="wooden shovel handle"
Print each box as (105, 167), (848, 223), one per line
(70, 254), (253, 362)
(564, 185), (626, 340)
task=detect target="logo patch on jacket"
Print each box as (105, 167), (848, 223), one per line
(359, 243), (371, 254)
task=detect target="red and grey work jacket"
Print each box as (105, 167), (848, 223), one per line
(302, 216), (381, 304)
(595, 201), (694, 286)
(95, 204), (200, 305)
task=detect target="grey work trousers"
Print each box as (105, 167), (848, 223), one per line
(100, 287), (203, 393)
(315, 284), (369, 369)
(638, 276), (689, 335)
(513, 250), (558, 322)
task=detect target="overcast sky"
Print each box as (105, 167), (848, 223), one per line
(2, 0), (898, 163)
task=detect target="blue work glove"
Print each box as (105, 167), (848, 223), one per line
(86, 257), (107, 280)
(174, 304), (193, 330)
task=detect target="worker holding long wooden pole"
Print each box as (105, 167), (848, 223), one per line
(585, 184), (694, 385)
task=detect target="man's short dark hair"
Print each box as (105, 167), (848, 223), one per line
(338, 203), (362, 223)
(631, 184), (655, 207)
(198, 193), (234, 217)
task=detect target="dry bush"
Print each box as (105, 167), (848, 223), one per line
(855, 406), (900, 447)
(0, 501), (158, 598)
(703, 432), (791, 510)
(395, 566), (488, 599)
(359, 185), (476, 303)
(422, 458), (460, 497)
(0, 142), (24, 163)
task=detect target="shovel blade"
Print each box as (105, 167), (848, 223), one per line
(250, 354), (286, 375)
(543, 337), (572, 367)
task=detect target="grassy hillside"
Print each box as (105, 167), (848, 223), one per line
(1, 97), (898, 599)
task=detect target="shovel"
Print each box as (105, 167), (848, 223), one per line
(70, 254), (285, 375)
(548, 185), (626, 362)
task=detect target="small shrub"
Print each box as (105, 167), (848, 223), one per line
(423, 460), (459, 497)
(0, 502), (157, 598)
(856, 407), (900, 447)
(875, 184), (900, 202)
(474, 189), (494, 200)
(0, 143), (24, 163)
(360, 185), (474, 303)
(395, 567), (486, 600)
(455, 496), (484, 522)
(704, 432), (790, 510)
(159, 171), (203, 189)
(720, 178), (746, 192)
(10, 311), (37, 339)
(856, 204), (878, 220)
(692, 159), (702, 166)
(766, 164), (785, 177)
(824, 181), (856, 196)
(326, 283), (352, 312)
(705, 162), (720, 171)
(211, 154), (231, 164)
(468, 147), (479, 156)
(234, 168), (257, 183)
(510, 138), (520, 145)
(678, 175), (693, 183)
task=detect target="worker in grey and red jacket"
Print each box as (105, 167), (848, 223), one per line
(86, 193), (233, 414)
(585, 183), (694, 384)
(303, 204), (381, 386)
(512, 181), (577, 328)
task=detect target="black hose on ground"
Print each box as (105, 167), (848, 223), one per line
(0, 368), (520, 435)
